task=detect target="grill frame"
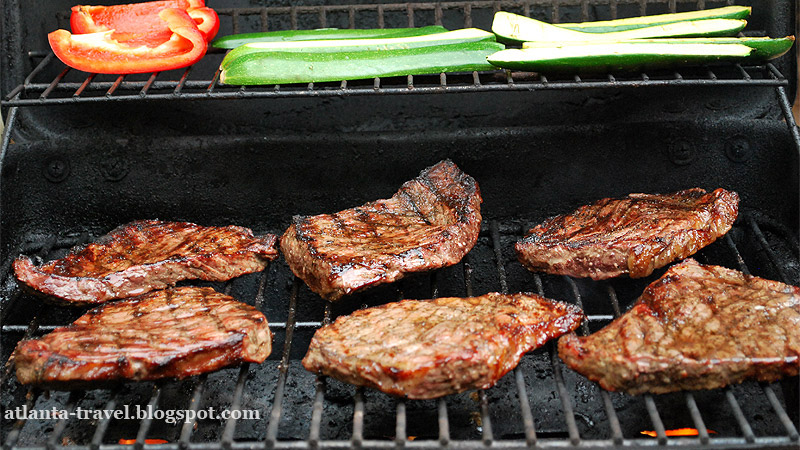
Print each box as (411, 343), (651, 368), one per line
(1, 1), (799, 449)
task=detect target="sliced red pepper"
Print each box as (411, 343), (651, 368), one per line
(71, 0), (218, 44)
(50, 8), (207, 74)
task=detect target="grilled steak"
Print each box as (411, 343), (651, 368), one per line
(302, 292), (583, 399)
(281, 160), (482, 301)
(14, 220), (278, 304)
(14, 286), (272, 386)
(558, 259), (800, 395)
(515, 188), (738, 280)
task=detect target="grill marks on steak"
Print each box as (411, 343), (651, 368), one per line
(515, 188), (739, 280)
(14, 220), (278, 304)
(558, 259), (800, 395)
(302, 292), (584, 399)
(281, 160), (482, 301)
(13, 286), (272, 387)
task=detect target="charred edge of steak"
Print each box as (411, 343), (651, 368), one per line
(302, 293), (584, 399)
(13, 221), (279, 305)
(281, 160), (482, 300)
(557, 259), (800, 395)
(13, 287), (272, 388)
(515, 188), (739, 280)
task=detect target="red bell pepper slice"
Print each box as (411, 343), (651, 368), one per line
(50, 8), (207, 74)
(71, 0), (219, 44)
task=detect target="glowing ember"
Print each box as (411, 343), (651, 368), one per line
(118, 439), (169, 445)
(640, 428), (716, 437)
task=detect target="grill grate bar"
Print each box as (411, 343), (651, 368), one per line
(266, 278), (301, 448)
(46, 390), (84, 450)
(549, 345), (581, 445)
(746, 216), (791, 283)
(134, 386), (163, 449)
(644, 395), (668, 445)
(436, 399), (449, 446)
(2, 388), (40, 450)
(684, 392), (711, 444)
(39, 68), (70, 100)
(90, 388), (122, 450)
(222, 270), (270, 446)
(477, 391), (494, 446)
(598, 284), (624, 445)
(490, 221), (509, 294)
(140, 73), (158, 97)
(74, 73), (97, 98)
(4, 53), (53, 101)
(351, 388), (365, 448)
(773, 84), (800, 156)
(395, 400), (407, 447)
(179, 375), (208, 448)
(725, 387), (756, 443)
(761, 385), (800, 441)
(512, 369), (538, 446)
(308, 303), (332, 448)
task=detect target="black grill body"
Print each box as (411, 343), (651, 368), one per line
(1, 1), (798, 449)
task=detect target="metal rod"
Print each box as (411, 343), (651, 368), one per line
(550, 344), (581, 446)
(90, 388), (122, 450)
(725, 387), (756, 443)
(478, 391), (494, 446)
(746, 216), (789, 283)
(762, 384), (800, 441)
(644, 395), (668, 446)
(266, 278), (301, 448)
(3, 388), (40, 450)
(134, 385), (162, 450)
(437, 399), (449, 446)
(684, 392), (711, 444)
(179, 375), (209, 449)
(4, 53), (53, 101)
(46, 391), (84, 450)
(351, 388), (364, 448)
(490, 221), (509, 294)
(395, 400), (406, 447)
(513, 368), (537, 446)
(74, 73), (97, 98)
(221, 363), (252, 448)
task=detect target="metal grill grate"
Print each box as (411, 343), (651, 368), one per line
(1, 212), (798, 450)
(0, 1), (794, 107)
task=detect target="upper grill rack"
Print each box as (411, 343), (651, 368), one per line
(0, 0), (794, 107)
(1, 213), (798, 450)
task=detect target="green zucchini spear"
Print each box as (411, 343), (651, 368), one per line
(555, 5), (751, 33)
(522, 36), (796, 61)
(492, 11), (747, 44)
(488, 42), (754, 73)
(220, 40), (505, 85)
(220, 28), (497, 70)
(211, 26), (449, 49)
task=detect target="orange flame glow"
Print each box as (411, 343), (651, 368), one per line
(118, 439), (169, 445)
(640, 428), (716, 437)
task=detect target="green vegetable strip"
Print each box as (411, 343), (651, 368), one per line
(492, 11), (747, 44)
(555, 5), (751, 33)
(522, 36), (796, 61)
(220, 40), (505, 86)
(488, 42), (753, 73)
(211, 26), (449, 49)
(220, 28), (497, 69)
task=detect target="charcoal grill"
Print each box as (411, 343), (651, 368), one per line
(1, 1), (799, 449)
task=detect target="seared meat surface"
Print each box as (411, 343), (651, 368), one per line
(303, 292), (583, 399)
(281, 160), (482, 301)
(515, 188), (738, 279)
(558, 259), (800, 395)
(14, 220), (278, 304)
(14, 286), (272, 386)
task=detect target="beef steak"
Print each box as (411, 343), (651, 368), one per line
(281, 160), (482, 301)
(558, 259), (800, 395)
(14, 220), (278, 304)
(515, 188), (739, 279)
(303, 292), (584, 399)
(14, 286), (272, 386)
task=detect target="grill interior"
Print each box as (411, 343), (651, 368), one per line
(2, 0), (800, 449)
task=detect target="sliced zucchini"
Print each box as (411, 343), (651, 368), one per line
(556, 5), (751, 33)
(492, 11), (746, 44)
(522, 36), (796, 61)
(488, 42), (754, 73)
(220, 28), (497, 69)
(211, 26), (449, 49)
(220, 40), (505, 85)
